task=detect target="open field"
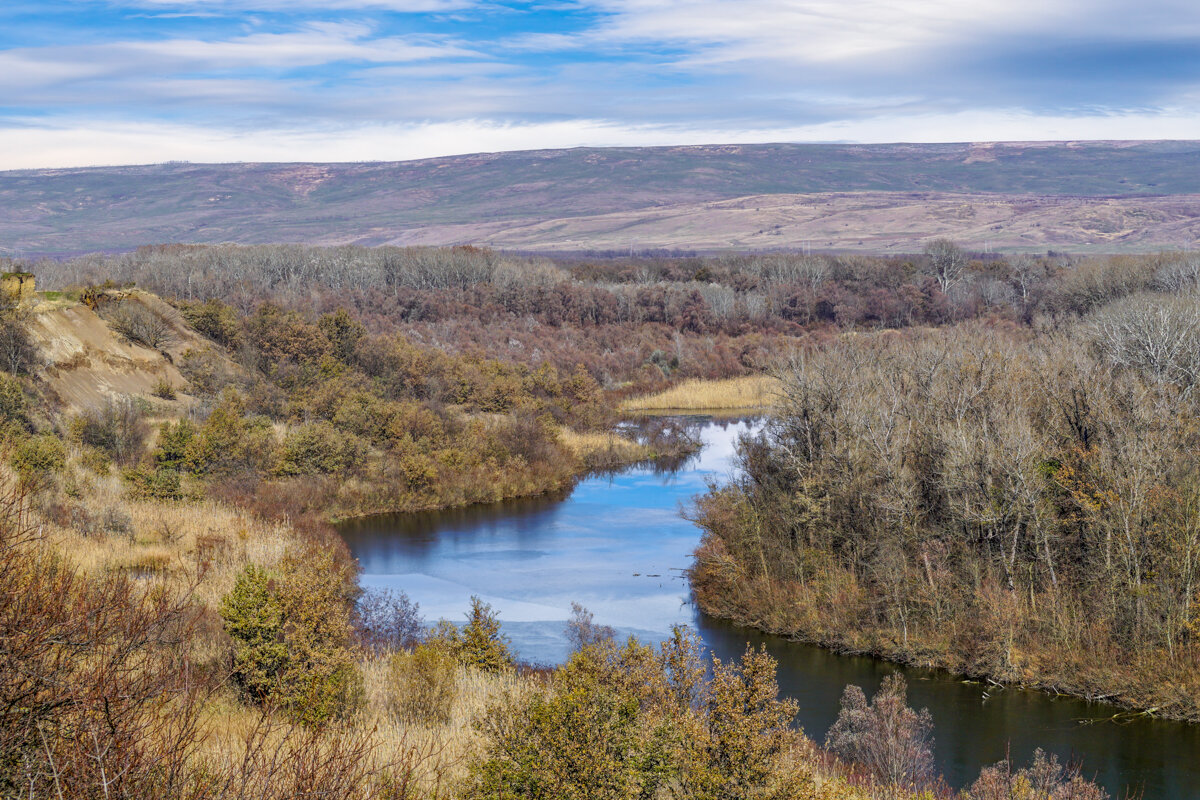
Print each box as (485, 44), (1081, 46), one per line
(620, 375), (781, 412)
(442, 191), (1200, 254)
(5, 140), (1200, 255)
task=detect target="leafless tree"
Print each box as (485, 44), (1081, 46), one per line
(825, 674), (935, 790)
(923, 238), (968, 293)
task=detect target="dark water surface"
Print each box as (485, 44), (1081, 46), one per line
(340, 418), (1200, 799)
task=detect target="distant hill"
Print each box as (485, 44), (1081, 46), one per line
(4, 141), (1200, 255)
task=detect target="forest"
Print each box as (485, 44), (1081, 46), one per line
(691, 249), (1200, 720)
(0, 240), (1177, 798)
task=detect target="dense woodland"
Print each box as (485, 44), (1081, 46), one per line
(692, 250), (1200, 720)
(0, 241), (1178, 798)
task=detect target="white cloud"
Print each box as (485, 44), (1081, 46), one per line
(579, 0), (1200, 66)
(4, 109), (1200, 171)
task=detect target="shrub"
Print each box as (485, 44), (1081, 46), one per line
(0, 373), (29, 434)
(825, 673), (935, 791)
(105, 299), (178, 350)
(152, 376), (177, 400)
(565, 602), (615, 652)
(969, 749), (1109, 800)
(72, 396), (149, 466)
(79, 445), (111, 475)
(219, 564), (289, 704)
(276, 422), (364, 476)
(319, 308), (366, 363)
(437, 596), (514, 673)
(219, 551), (364, 726)
(180, 297), (242, 348)
(0, 317), (36, 375)
(10, 435), (66, 488)
(186, 389), (277, 476)
(356, 588), (424, 653)
(154, 418), (196, 471)
(388, 643), (458, 725)
(465, 633), (808, 800)
(123, 464), (184, 500)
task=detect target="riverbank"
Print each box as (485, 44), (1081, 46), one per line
(691, 546), (1200, 724)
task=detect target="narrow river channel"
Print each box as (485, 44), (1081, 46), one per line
(339, 417), (1200, 799)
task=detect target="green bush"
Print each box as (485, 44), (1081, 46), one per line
(275, 422), (364, 476)
(218, 551), (363, 726)
(388, 643), (458, 725)
(10, 435), (66, 487)
(186, 389), (277, 476)
(0, 372), (29, 427)
(464, 632), (809, 800)
(432, 597), (514, 674)
(218, 564), (288, 704)
(123, 464), (184, 500)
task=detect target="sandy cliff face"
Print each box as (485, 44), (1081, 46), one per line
(23, 292), (226, 413)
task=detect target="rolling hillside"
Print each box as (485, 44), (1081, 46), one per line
(4, 140), (1200, 255)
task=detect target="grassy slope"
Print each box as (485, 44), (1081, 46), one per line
(6, 141), (1200, 254)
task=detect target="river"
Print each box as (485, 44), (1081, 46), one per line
(339, 416), (1200, 799)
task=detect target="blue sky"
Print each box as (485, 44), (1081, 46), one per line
(2, 0), (1200, 168)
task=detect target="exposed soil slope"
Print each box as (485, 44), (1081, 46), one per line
(23, 292), (228, 412)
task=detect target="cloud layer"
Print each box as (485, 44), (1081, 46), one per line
(2, 0), (1199, 168)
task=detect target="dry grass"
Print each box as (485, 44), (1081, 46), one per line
(620, 374), (781, 412)
(557, 428), (652, 463)
(355, 657), (530, 792)
(44, 457), (295, 615)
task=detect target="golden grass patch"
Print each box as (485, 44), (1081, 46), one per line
(557, 428), (652, 463)
(620, 374), (781, 412)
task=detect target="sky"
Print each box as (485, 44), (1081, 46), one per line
(2, 0), (1200, 169)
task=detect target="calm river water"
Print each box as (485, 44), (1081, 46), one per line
(339, 417), (1200, 799)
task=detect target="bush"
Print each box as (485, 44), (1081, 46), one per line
(123, 464), (184, 500)
(0, 317), (36, 375)
(219, 551), (364, 726)
(72, 396), (149, 466)
(388, 643), (458, 725)
(565, 602), (615, 652)
(434, 596), (514, 673)
(465, 633), (808, 800)
(151, 376), (177, 400)
(825, 673), (935, 791)
(969, 749), (1109, 800)
(276, 422), (365, 476)
(219, 564), (289, 704)
(10, 435), (66, 488)
(186, 389), (277, 476)
(356, 588), (424, 653)
(180, 297), (242, 348)
(104, 299), (178, 350)
(0, 372), (28, 428)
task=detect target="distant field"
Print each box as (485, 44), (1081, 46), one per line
(4, 141), (1200, 255)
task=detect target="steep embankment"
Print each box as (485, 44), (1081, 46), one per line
(23, 292), (232, 413)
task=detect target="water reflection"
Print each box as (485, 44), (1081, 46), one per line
(340, 416), (1199, 799)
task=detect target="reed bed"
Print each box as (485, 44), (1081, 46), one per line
(620, 374), (780, 412)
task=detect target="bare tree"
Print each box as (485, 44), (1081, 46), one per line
(1089, 293), (1200, 390)
(825, 673), (935, 790)
(923, 238), (967, 293)
(564, 602), (615, 652)
(104, 300), (178, 351)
